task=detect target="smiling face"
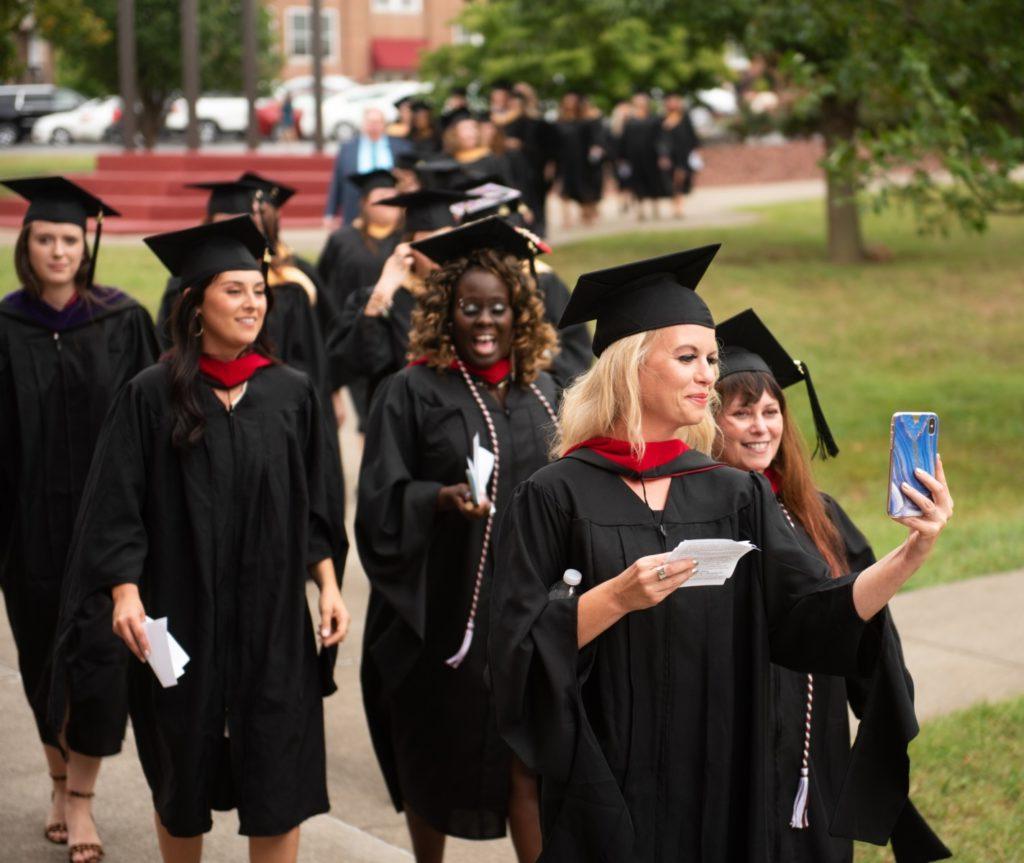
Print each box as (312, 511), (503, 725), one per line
(451, 267), (513, 369)
(636, 324), (718, 436)
(717, 388), (785, 472)
(26, 220), (86, 291)
(197, 269), (267, 358)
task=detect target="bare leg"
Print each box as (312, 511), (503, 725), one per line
(43, 743), (68, 842)
(250, 827), (300, 863)
(405, 807), (445, 863)
(155, 811), (203, 863)
(507, 756), (542, 863)
(66, 750), (103, 862)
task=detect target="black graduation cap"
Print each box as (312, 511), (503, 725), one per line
(409, 99), (432, 112)
(185, 180), (260, 218)
(144, 215), (268, 290)
(490, 78), (515, 91)
(346, 168), (397, 196)
(376, 188), (475, 234)
(410, 215), (543, 265)
(559, 244), (720, 357)
(716, 308), (839, 459)
(394, 95), (414, 109)
(442, 107), (475, 126)
(237, 171), (297, 208)
(2, 175), (121, 288)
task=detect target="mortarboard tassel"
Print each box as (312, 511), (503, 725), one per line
(86, 210), (103, 289)
(790, 672), (815, 829)
(790, 767), (810, 829)
(797, 361), (839, 459)
(445, 620), (475, 669)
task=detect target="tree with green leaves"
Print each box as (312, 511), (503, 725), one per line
(1, 0), (108, 81)
(420, 0), (727, 111)
(426, 0), (1024, 262)
(51, 0), (281, 147)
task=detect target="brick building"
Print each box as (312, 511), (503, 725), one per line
(266, 0), (467, 83)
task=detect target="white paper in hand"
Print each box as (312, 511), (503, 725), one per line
(143, 616), (190, 688)
(666, 538), (758, 588)
(465, 432), (496, 511)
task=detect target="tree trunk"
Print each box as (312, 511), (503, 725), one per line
(821, 100), (867, 263)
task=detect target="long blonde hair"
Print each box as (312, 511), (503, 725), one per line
(554, 329), (720, 460)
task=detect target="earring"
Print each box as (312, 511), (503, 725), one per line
(192, 314), (204, 338)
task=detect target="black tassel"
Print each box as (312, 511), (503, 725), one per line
(86, 210), (103, 288)
(798, 361), (839, 459)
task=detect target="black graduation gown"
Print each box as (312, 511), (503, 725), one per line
(502, 114), (552, 236)
(665, 112), (699, 195)
(620, 116), (671, 200)
(535, 268), (591, 389)
(52, 362), (347, 837)
(0, 287), (157, 755)
(772, 494), (949, 863)
(556, 118), (603, 204)
(356, 364), (559, 839)
(489, 448), (945, 862)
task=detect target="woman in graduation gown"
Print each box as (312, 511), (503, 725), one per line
(333, 188), (473, 424)
(714, 308), (949, 862)
(357, 218), (561, 862)
(489, 245), (955, 863)
(0, 176), (157, 862)
(51, 216), (350, 862)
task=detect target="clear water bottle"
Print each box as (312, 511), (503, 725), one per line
(549, 568), (582, 599)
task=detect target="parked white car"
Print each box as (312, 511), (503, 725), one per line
(272, 75), (356, 103)
(164, 94), (248, 143)
(30, 96), (121, 145)
(297, 80), (431, 142)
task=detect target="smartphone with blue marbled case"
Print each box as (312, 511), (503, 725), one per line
(888, 412), (939, 517)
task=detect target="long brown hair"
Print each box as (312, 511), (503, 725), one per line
(14, 223), (92, 299)
(408, 248), (556, 385)
(164, 274), (277, 448)
(715, 370), (847, 578)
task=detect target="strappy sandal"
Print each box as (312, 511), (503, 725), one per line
(66, 789), (104, 862)
(45, 773), (68, 845)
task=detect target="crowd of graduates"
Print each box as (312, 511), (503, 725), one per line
(0, 128), (955, 863)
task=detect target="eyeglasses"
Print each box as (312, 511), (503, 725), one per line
(457, 298), (509, 318)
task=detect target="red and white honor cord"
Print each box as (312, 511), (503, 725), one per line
(445, 361), (558, 669)
(779, 499), (814, 830)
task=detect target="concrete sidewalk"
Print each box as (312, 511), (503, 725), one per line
(3, 413), (1022, 862)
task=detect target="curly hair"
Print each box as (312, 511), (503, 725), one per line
(408, 248), (557, 384)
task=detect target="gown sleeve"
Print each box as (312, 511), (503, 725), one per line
(335, 287), (402, 383)
(489, 478), (635, 861)
(48, 378), (152, 735)
(821, 496), (951, 859)
(354, 373), (443, 642)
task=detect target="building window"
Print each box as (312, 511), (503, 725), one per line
(372, 0), (422, 14)
(285, 8), (337, 58)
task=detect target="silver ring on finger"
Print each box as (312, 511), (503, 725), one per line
(655, 565), (668, 581)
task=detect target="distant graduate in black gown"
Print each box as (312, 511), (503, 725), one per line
(554, 92), (604, 228)
(334, 188), (474, 425)
(453, 185), (591, 389)
(51, 217), (350, 858)
(619, 91), (671, 220)
(357, 218), (561, 861)
(714, 308), (950, 862)
(489, 246), (955, 862)
(155, 180), (332, 412)
(0, 176), (157, 859)
(445, 111), (514, 187)
(662, 92), (700, 218)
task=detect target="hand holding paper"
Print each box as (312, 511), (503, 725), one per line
(465, 432), (496, 511)
(143, 616), (190, 688)
(666, 539), (757, 588)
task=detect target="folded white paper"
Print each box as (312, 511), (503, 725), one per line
(666, 539), (758, 588)
(465, 432), (496, 511)
(143, 616), (190, 688)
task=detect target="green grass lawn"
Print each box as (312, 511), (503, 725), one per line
(855, 696), (1024, 862)
(1, 199), (1021, 588)
(0, 151), (98, 193)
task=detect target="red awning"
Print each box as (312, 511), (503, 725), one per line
(371, 38), (428, 71)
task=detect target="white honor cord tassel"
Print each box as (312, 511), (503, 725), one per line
(789, 766), (810, 829)
(445, 620), (475, 668)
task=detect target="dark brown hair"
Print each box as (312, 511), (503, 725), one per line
(164, 274), (277, 448)
(715, 370), (847, 578)
(14, 223), (91, 298)
(408, 249), (557, 385)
